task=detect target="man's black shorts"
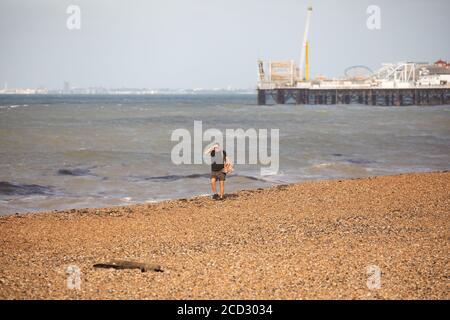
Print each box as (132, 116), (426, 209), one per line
(211, 170), (226, 181)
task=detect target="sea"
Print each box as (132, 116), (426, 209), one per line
(1, 94), (449, 215)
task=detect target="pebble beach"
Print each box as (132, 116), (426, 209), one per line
(0, 171), (449, 300)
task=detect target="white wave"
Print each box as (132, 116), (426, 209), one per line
(7, 104), (29, 109)
(260, 168), (280, 176)
(311, 162), (336, 168)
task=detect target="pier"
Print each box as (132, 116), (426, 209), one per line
(256, 6), (450, 107)
(257, 87), (450, 106)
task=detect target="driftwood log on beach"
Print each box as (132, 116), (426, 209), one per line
(93, 260), (163, 272)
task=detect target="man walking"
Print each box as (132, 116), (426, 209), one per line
(204, 143), (229, 200)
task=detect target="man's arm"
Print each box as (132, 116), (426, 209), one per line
(204, 143), (218, 155)
(204, 146), (214, 155)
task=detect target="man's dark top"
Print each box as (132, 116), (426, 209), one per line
(211, 150), (227, 172)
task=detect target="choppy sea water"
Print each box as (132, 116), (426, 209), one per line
(0, 94), (449, 215)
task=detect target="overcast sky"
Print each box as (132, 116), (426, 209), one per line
(1, 0), (449, 89)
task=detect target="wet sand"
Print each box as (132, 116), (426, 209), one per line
(0, 172), (449, 300)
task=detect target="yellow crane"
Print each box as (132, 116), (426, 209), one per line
(299, 6), (313, 81)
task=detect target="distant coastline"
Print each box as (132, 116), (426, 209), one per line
(0, 88), (256, 95)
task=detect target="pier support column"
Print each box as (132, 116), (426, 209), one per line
(345, 91), (350, 104)
(394, 90), (400, 106)
(318, 92), (324, 104)
(275, 90), (285, 105)
(295, 90), (302, 105)
(257, 89), (266, 105)
(358, 92), (363, 104)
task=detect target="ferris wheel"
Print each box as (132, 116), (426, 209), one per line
(344, 65), (374, 81)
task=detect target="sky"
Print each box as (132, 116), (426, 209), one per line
(0, 0), (449, 89)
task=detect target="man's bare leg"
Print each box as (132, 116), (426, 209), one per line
(219, 180), (225, 199)
(211, 177), (217, 194)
